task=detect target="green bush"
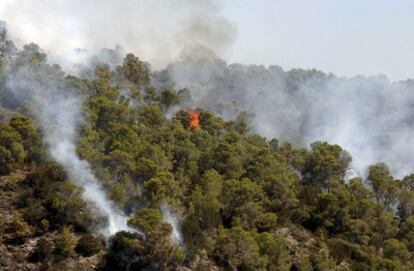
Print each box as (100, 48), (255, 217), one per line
(76, 233), (104, 257)
(54, 226), (76, 259)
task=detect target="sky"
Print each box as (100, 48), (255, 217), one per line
(1, 0), (414, 80)
(221, 0), (414, 80)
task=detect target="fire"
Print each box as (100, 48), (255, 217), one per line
(187, 110), (200, 130)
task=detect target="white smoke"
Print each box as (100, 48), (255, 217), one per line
(0, 0), (236, 241)
(5, 54), (132, 237)
(2, 0), (414, 235)
(0, 0), (236, 70)
(159, 61), (414, 179)
(161, 204), (183, 245)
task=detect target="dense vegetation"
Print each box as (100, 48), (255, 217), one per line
(1, 29), (414, 271)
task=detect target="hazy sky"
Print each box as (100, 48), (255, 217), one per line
(221, 0), (414, 80)
(1, 0), (414, 80)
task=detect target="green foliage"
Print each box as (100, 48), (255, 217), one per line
(383, 239), (411, 264)
(12, 211), (32, 241)
(144, 172), (182, 207)
(215, 226), (266, 270)
(54, 226), (76, 259)
(399, 216), (414, 251)
(313, 249), (338, 271)
(160, 86), (179, 108)
(3, 44), (414, 270)
(8, 115), (43, 162)
(47, 181), (89, 227)
(221, 178), (266, 227)
(295, 254), (313, 271)
(256, 232), (292, 271)
(302, 141), (350, 190)
(105, 208), (184, 270)
(182, 187), (222, 252)
(368, 163), (398, 208)
(116, 53), (150, 86)
(76, 233), (104, 257)
(104, 231), (146, 270)
(15, 161), (93, 232)
(0, 122), (26, 174)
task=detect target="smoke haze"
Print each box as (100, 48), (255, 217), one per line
(4, 44), (132, 237)
(0, 0), (236, 69)
(2, 0), (414, 240)
(156, 60), (414, 179)
(161, 204), (183, 245)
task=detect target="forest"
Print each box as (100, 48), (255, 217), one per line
(1, 26), (414, 271)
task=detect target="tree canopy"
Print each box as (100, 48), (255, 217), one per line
(0, 39), (414, 270)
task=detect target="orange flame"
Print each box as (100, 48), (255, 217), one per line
(187, 110), (200, 130)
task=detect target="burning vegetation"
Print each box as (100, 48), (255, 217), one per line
(3, 19), (414, 271)
(186, 109), (200, 130)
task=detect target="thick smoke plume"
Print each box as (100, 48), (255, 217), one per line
(5, 44), (132, 237)
(0, 0), (236, 69)
(157, 60), (414, 179)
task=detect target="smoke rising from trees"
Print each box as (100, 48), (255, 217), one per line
(0, 0), (237, 239)
(3, 42), (132, 237)
(2, 0), (414, 242)
(156, 60), (414, 178)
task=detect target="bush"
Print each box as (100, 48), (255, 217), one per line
(29, 237), (53, 262)
(76, 233), (104, 257)
(104, 227), (184, 271)
(54, 226), (76, 259)
(104, 231), (144, 270)
(12, 211), (32, 243)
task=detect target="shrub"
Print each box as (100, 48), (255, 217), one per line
(54, 226), (76, 259)
(29, 237), (53, 262)
(12, 211), (32, 243)
(76, 233), (104, 257)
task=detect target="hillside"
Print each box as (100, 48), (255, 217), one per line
(1, 30), (414, 271)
